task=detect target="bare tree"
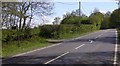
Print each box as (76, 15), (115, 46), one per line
(2, 2), (54, 47)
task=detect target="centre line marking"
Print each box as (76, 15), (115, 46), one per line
(113, 30), (118, 65)
(75, 44), (85, 49)
(44, 52), (69, 64)
(95, 34), (103, 39)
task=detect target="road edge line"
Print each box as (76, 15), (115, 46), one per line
(12, 43), (62, 57)
(113, 30), (118, 65)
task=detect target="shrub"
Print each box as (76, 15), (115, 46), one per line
(39, 25), (59, 38)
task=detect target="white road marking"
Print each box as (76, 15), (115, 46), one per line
(75, 44), (85, 49)
(44, 52), (69, 64)
(95, 34), (103, 39)
(90, 40), (93, 43)
(113, 30), (118, 65)
(89, 40), (93, 43)
(95, 30), (109, 39)
(13, 43), (62, 57)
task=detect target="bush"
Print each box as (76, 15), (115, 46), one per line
(2, 29), (17, 42)
(2, 28), (32, 42)
(61, 16), (81, 26)
(39, 24), (96, 39)
(39, 25), (59, 38)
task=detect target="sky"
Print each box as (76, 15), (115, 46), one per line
(32, 0), (118, 26)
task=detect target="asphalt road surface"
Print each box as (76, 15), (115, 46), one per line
(2, 29), (118, 65)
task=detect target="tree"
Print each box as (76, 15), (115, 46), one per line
(61, 10), (81, 26)
(89, 10), (104, 29)
(101, 11), (111, 29)
(2, 2), (54, 47)
(110, 8), (120, 28)
(53, 17), (61, 25)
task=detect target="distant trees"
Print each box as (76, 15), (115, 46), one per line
(61, 10), (81, 26)
(109, 8), (120, 28)
(53, 17), (61, 25)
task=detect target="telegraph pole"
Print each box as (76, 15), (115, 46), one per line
(79, 1), (81, 16)
(78, 1), (81, 26)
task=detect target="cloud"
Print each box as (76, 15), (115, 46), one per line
(99, 10), (107, 14)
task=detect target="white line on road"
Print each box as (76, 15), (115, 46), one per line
(95, 30), (109, 39)
(75, 44), (85, 49)
(95, 34), (103, 39)
(44, 52), (69, 64)
(113, 30), (118, 65)
(13, 43), (62, 57)
(89, 40), (93, 44)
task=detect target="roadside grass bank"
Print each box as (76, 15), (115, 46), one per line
(47, 30), (97, 43)
(117, 28), (120, 64)
(2, 36), (51, 58)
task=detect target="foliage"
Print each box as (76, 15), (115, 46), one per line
(118, 28), (120, 44)
(53, 17), (61, 25)
(110, 8), (120, 28)
(2, 2), (54, 47)
(100, 11), (111, 29)
(39, 24), (96, 39)
(61, 16), (81, 26)
(39, 25), (59, 38)
(101, 16), (110, 29)
(89, 12), (104, 30)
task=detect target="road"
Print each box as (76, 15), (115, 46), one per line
(2, 29), (118, 65)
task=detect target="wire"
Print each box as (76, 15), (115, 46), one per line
(55, 2), (77, 5)
(81, 6), (88, 15)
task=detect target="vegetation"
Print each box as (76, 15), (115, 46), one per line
(110, 8), (120, 28)
(100, 11), (111, 29)
(118, 28), (120, 44)
(2, 36), (50, 57)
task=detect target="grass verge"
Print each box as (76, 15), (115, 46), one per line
(2, 36), (52, 58)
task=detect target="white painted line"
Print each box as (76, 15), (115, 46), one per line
(95, 34), (102, 39)
(44, 52), (69, 64)
(90, 40), (93, 43)
(95, 29), (109, 39)
(75, 44), (85, 49)
(13, 43), (62, 57)
(113, 30), (118, 65)
(89, 40), (93, 44)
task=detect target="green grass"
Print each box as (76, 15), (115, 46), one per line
(59, 31), (94, 39)
(2, 36), (52, 58)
